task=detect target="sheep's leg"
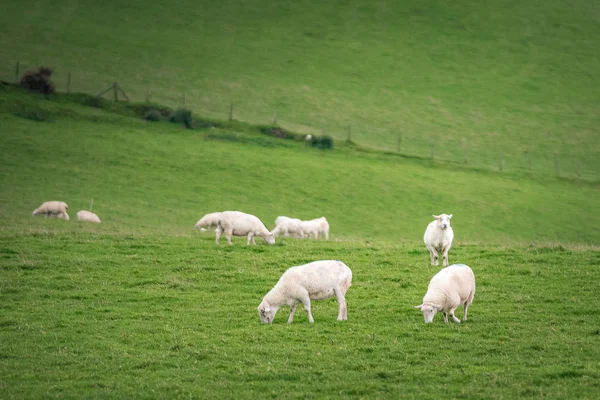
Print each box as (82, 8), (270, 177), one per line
(226, 229), (233, 245)
(428, 249), (434, 266)
(334, 288), (347, 321)
(432, 249), (439, 266)
(288, 303), (298, 324)
(463, 302), (469, 321)
(442, 247), (450, 267)
(449, 308), (461, 323)
(300, 295), (314, 323)
(215, 226), (223, 244)
(325, 229), (329, 240)
(443, 311), (448, 323)
(247, 233), (255, 245)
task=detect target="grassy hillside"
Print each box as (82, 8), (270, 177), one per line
(1, 86), (599, 244)
(1, 0), (598, 177)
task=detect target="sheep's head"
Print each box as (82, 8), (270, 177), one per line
(263, 232), (276, 245)
(433, 214), (453, 230)
(258, 301), (276, 324)
(415, 303), (438, 323)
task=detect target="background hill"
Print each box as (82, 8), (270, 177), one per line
(1, 0), (598, 178)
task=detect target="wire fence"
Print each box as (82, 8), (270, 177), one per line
(3, 61), (598, 181)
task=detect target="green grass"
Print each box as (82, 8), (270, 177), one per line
(1, 0), (598, 177)
(1, 65), (600, 398)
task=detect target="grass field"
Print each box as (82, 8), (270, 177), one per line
(1, 0), (598, 177)
(1, 84), (600, 398)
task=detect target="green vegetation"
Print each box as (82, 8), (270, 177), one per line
(1, 0), (598, 177)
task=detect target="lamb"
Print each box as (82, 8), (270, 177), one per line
(216, 211), (275, 245)
(257, 260), (352, 324)
(415, 264), (475, 324)
(272, 216), (304, 238)
(195, 212), (222, 231)
(301, 216), (329, 240)
(32, 201), (70, 221)
(424, 213), (454, 267)
(76, 210), (101, 223)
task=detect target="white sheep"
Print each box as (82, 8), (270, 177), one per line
(424, 213), (454, 267)
(195, 212), (222, 231)
(272, 216), (304, 238)
(415, 264), (475, 324)
(32, 201), (70, 221)
(216, 211), (275, 245)
(76, 210), (101, 223)
(301, 216), (329, 240)
(257, 260), (352, 324)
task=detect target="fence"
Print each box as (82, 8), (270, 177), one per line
(4, 61), (598, 181)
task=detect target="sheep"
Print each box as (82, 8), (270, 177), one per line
(424, 213), (454, 267)
(301, 216), (329, 240)
(272, 216), (304, 238)
(76, 210), (101, 223)
(257, 260), (352, 324)
(274, 216), (292, 226)
(195, 212), (222, 231)
(32, 201), (70, 221)
(415, 263), (475, 324)
(216, 211), (275, 245)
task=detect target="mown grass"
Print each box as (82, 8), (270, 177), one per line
(1, 0), (598, 177)
(1, 234), (599, 398)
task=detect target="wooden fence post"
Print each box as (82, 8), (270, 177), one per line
(67, 72), (71, 93)
(145, 89), (151, 103)
(113, 82), (118, 103)
(15, 61), (20, 83)
(229, 104), (233, 121)
(397, 134), (403, 153)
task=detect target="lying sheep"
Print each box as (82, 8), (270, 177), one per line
(415, 264), (475, 324)
(424, 213), (454, 267)
(76, 210), (101, 223)
(272, 216), (304, 238)
(258, 260), (352, 324)
(195, 212), (222, 231)
(216, 211), (275, 245)
(301, 216), (329, 240)
(32, 201), (70, 221)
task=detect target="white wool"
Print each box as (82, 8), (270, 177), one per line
(216, 211), (275, 245)
(257, 260), (352, 324)
(305, 134), (313, 141)
(272, 217), (304, 238)
(195, 212), (222, 230)
(76, 210), (101, 223)
(416, 264), (476, 324)
(423, 213), (454, 267)
(32, 201), (69, 221)
(300, 216), (329, 240)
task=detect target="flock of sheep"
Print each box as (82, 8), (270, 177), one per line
(32, 202), (475, 325)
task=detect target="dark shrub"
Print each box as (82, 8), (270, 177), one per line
(20, 67), (56, 95)
(311, 135), (334, 149)
(169, 108), (193, 128)
(144, 109), (162, 122)
(12, 106), (54, 122)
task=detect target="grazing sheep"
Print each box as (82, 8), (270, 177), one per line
(274, 216), (292, 226)
(216, 211), (275, 245)
(32, 201), (69, 221)
(195, 212), (222, 231)
(424, 213), (454, 267)
(415, 264), (475, 324)
(301, 217), (329, 240)
(76, 210), (101, 223)
(257, 260), (352, 324)
(272, 217), (304, 238)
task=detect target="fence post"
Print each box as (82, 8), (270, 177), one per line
(113, 82), (118, 103)
(229, 103), (233, 121)
(577, 161), (581, 179)
(145, 89), (151, 103)
(15, 61), (20, 83)
(462, 138), (468, 164)
(347, 124), (351, 142)
(554, 152), (559, 176)
(397, 134), (403, 153)
(67, 72), (71, 93)
(321, 123), (325, 136)
(499, 153), (504, 172)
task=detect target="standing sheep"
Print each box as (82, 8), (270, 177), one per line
(32, 201), (70, 221)
(272, 216), (304, 238)
(216, 211), (275, 245)
(301, 216), (329, 240)
(424, 213), (454, 267)
(76, 210), (101, 223)
(195, 212), (222, 231)
(257, 260), (352, 324)
(415, 264), (475, 324)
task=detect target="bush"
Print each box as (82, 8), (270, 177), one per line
(12, 106), (54, 122)
(144, 109), (163, 122)
(20, 67), (56, 95)
(311, 135), (334, 149)
(169, 108), (193, 128)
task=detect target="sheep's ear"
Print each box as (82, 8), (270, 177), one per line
(414, 304), (423, 309)
(432, 214), (440, 219)
(448, 214), (453, 219)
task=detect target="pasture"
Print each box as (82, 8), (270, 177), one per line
(1, 85), (599, 398)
